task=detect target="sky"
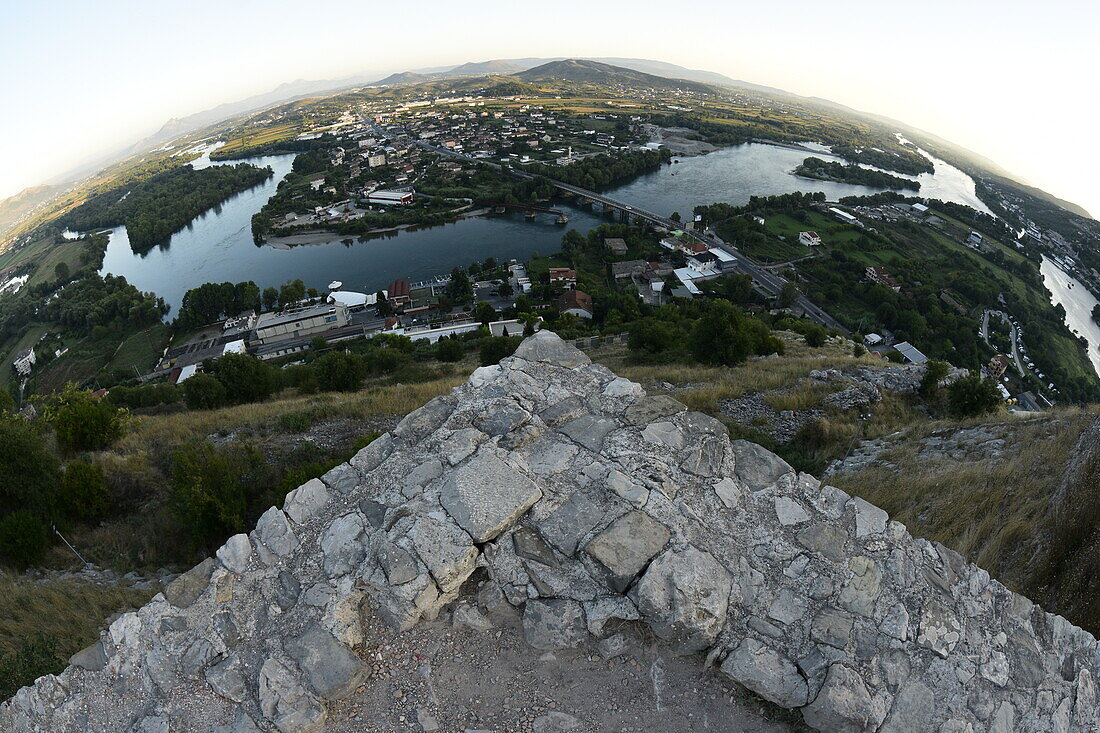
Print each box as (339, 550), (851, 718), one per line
(1, 0), (1097, 217)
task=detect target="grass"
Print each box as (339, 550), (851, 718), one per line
(0, 571), (153, 659)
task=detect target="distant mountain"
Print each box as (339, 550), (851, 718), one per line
(442, 60), (525, 77)
(0, 185), (61, 241)
(515, 59), (713, 93)
(588, 58), (787, 96)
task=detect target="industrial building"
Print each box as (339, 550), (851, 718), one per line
(252, 303), (350, 345)
(366, 190), (413, 205)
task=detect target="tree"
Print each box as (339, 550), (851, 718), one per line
(262, 286), (279, 311)
(778, 282), (800, 308)
(852, 343), (867, 358)
(629, 318), (680, 356)
(804, 325), (827, 348)
(498, 280), (514, 298)
(60, 461), (111, 522)
(670, 211), (682, 222)
(0, 416), (60, 518)
(690, 301), (771, 366)
(313, 352), (365, 392)
(376, 292), (392, 317)
(0, 511), (50, 569)
(721, 273), (753, 304)
(435, 338), (465, 362)
(209, 354), (275, 404)
(40, 385), (127, 453)
(474, 301), (496, 326)
(447, 268), (473, 303)
(948, 373), (1002, 417)
(278, 279), (306, 307)
(169, 443), (251, 549)
(182, 373), (227, 410)
(54, 262), (70, 282)
(310, 335), (327, 351)
(480, 336), (523, 366)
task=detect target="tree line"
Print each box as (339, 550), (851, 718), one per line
(61, 163), (273, 252)
(795, 157), (919, 191)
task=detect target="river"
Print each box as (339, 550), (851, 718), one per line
(99, 142), (994, 315)
(1041, 255), (1100, 378)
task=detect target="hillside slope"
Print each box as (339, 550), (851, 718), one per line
(6, 332), (1097, 731)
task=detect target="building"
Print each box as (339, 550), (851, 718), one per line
(387, 279), (411, 307)
(911, 203), (930, 217)
(252, 303), (350, 345)
(893, 341), (928, 364)
(967, 231), (983, 249)
(366, 190), (413, 206)
(828, 207), (859, 225)
(13, 347), (35, 376)
(548, 268), (577, 286)
(604, 238), (628, 256)
(366, 153), (387, 168)
(508, 263), (532, 294)
(611, 260), (647, 280)
(559, 290), (594, 319)
(175, 364), (198, 384)
(987, 354), (1010, 379)
(866, 266), (901, 292)
(864, 333), (884, 346)
(799, 231), (823, 247)
(939, 291), (968, 315)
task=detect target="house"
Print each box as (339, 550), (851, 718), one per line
(548, 268), (577, 286)
(604, 238), (628, 256)
(252, 303), (350, 345)
(649, 261), (674, 277)
(893, 341), (928, 364)
(13, 347), (35, 376)
(559, 289), (594, 319)
(865, 266), (901, 292)
(387, 279), (412, 307)
(987, 354), (1010, 379)
(611, 260), (647, 280)
(707, 247), (737, 273)
(799, 231), (823, 247)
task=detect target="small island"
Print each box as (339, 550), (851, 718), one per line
(794, 156), (920, 191)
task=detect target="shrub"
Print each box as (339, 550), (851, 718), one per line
(314, 352), (366, 392)
(919, 360), (951, 400)
(852, 343), (867, 358)
(479, 336), (522, 366)
(182, 373), (227, 410)
(804, 325), (827, 348)
(169, 443), (266, 550)
(0, 511), (51, 569)
(689, 301), (777, 366)
(948, 373), (1002, 417)
(209, 353), (276, 404)
(435, 337), (466, 362)
(60, 461), (111, 522)
(278, 412), (313, 432)
(0, 416), (60, 517)
(40, 384), (128, 453)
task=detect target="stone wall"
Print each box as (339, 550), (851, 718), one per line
(4, 331), (1097, 731)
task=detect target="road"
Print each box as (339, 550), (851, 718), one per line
(982, 309), (1026, 376)
(413, 141), (848, 333)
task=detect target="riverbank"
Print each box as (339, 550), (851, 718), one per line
(259, 207), (493, 249)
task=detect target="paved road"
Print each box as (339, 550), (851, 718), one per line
(415, 142), (848, 333)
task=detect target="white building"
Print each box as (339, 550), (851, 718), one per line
(253, 303), (350, 345)
(366, 190), (413, 205)
(799, 231), (823, 247)
(13, 347), (35, 376)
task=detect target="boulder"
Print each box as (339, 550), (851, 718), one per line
(583, 511), (671, 592)
(522, 599), (588, 650)
(511, 330), (590, 367)
(164, 557), (215, 609)
(439, 450), (542, 542)
(255, 507), (299, 557)
(731, 439), (793, 490)
(320, 512), (367, 577)
(283, 479), (330, 525)
(284, 621), (367, 700)
(801, 664), (874, 732)
(633, 546), (732, 651)
(720, 638), (808, 708)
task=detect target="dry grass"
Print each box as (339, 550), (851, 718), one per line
(763, 383), (835, 412)
(831, 410), (1095, 595)
(0, 572), (152, 658)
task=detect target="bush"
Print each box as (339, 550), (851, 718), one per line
(182, 373), (227, 410)
(919, 360), (951, 400)
(0, 416), (60, 517)
(480, 336), (523, 366)
(0, 511), (51, 569)
(314, 352), (366, 392)
(804, 325), (827, 348)
(60, 461), (111, 522)
(435, 337), (466, 362)
(169, 443), (266, 550)
(948, 373), (1002, 418)
(209, 353), (276, 404)
(689, 301), (778, 366)
(40, 384), (128, 453)
(278, 412), (313, 432)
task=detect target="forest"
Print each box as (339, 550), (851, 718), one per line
(524, 148), (672, 189)
(794, 157), (919, 191)
(60, 163), (272, 252)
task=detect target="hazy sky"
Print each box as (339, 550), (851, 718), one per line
(2, 0), (1097, 216)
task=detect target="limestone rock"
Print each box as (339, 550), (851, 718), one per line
(731, 439), (793, 490)
(633, 545), (732, 651)
(439, 450), (542, 542)
(522, 599), (588, 650)
(720, 638), (808, 707)
(284, 621), (367, 700)
(163, 557), (215, 609)
(802, 664), (874, 732)
(511, 330), (590, 367)
(583, 511), (670, 592)
(283, 479), (330, 525)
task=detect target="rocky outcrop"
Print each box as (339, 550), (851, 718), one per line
(5, 331), (1098, 731)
